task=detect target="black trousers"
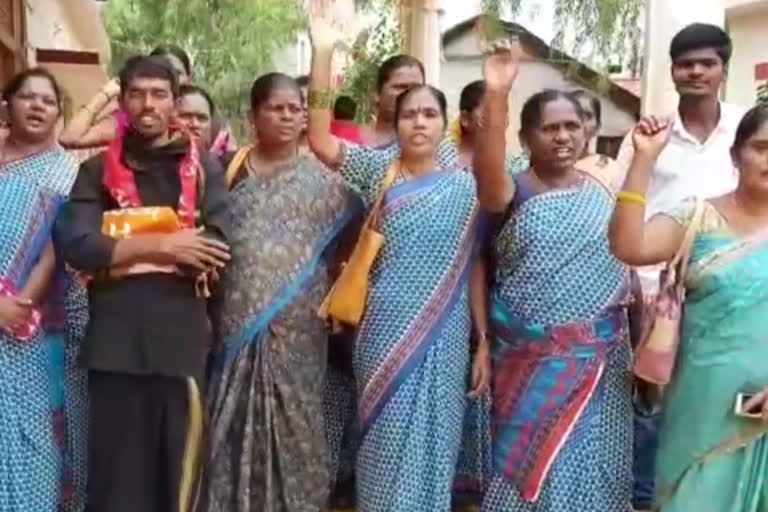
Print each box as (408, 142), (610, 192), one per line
(86, 371), (202, 512)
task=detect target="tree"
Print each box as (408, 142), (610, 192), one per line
(340, 0), (402, 122)
(105, 0), (305, 127)
(484, 0), (643, 75)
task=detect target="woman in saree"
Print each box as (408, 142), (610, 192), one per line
(322, 50), (460, 506)
(203, 72), (356, 512)
(610, 106), (768, 511)
(0, 69), (88, 511)
(568, 90), (626, 189)
(176, 84), (217, 151)
(307, 12), (489, 512)
(450, 79), (528, 175)
(473, 45), (633, 511)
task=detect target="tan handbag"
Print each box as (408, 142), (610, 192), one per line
(633, 198), (705, 385)
(318, 160), (400, 325)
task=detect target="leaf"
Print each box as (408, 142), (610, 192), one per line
(105, 0), (305, 133)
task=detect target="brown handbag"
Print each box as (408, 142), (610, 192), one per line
(633, 198), (705, 385)
(318, 160), (400, 325)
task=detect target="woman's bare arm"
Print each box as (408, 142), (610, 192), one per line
(473, 42), (521, 213)
(19, 241), (56, 305)
(59, 79), (120, 149)
(475, 88), (514, 212)
(469, 258), (489, 340)
(306, 13), (343, 169)
(609, 117), (684, 266)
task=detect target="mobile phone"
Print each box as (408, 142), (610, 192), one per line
(735, 392), (763, 419)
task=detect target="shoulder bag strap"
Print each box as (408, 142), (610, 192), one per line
(364, 159), (400, 231)
(671, 198), (705, 280)
(225, 146), (252, 188)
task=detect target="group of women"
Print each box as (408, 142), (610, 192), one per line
(3, 15), (768, 512)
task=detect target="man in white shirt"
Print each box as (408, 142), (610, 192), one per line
(616, 23), (746, 511)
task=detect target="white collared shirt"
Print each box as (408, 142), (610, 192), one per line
(616, 101), (746, 291)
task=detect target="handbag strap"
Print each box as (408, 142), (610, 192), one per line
(225, 145), (252, 187)
(363, 159), (400, 231)
(670, 198), (705, 280)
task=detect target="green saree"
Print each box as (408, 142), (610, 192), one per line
(656, 199), (768, 512)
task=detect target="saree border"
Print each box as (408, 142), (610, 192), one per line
(687, 227), (768, 288)
(209, 205), (357, 381)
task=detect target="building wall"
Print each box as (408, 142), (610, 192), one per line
(23, 0), (110, 111)
(725, 4), (768, 107)
(279, 0), (359, 77)
(442, 31), (637, 153)
(642, 0), (726, 115)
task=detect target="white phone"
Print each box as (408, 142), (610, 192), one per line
(735, 392), (763, 419)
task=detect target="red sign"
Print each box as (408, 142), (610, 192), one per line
(755, 63), (768, 80)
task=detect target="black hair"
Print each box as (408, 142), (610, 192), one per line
(179, 84), (216, 116)
(250, 72), (301, 112)
(295, 75), (310, 88)
(519, 89), (584, 134)
(568, 90), (601, 128)
(460, 80), (486, 113)
(377, 55), (425, 92)
(669, 23), (732, 65)
(150, 44), (192, 76)
(732, 105), (768, 153)
(394, 85), (447, 127)
(333, 95), (357, 121)
(119, 55), (180, 97)
(2, 67), (63, 111)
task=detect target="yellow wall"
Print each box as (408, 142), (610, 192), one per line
(725, 4), (768, 107)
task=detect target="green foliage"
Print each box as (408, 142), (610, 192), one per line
(339, 0), (402, 123)
(105, 0), (306, 127)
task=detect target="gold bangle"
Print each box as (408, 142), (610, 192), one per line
(617, 190), (646, 207)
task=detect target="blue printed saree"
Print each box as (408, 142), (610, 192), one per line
(338, 142), (477, 512)
(0, 148), (87, 512)
(482, 171), (633, 512)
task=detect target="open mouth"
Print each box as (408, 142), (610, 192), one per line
(554, 147), (574, 159)
(25, 114), (46, 127)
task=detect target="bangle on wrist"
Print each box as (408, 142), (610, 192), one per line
(307, 89), (335, 109)
(617, 190), (647, 207)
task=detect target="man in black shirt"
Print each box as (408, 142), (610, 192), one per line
(55, 56), (230, 512)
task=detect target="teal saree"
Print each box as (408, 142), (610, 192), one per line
(657, 199), (768, 512)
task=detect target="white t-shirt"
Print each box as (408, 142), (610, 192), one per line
(616, 102), (746, 292)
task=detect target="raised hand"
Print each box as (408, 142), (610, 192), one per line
(102, 78), (121, 100)
(632, 115), (672, 159)
(483, 38), (522, 93)
(308, 0), (343, 51)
